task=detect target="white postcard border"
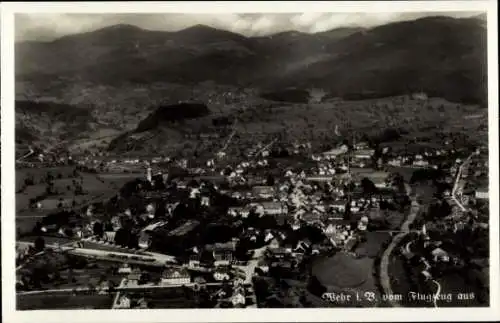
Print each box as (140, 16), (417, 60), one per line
(2, 1), (499, 322)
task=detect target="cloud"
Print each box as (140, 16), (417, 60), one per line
(15, 12), (481, 42)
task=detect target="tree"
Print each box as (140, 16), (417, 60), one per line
(93, 221), (104, 237)
(34, 236), (45, 252)
(266, 174), (275, 186)
(361, 178), (378, 196)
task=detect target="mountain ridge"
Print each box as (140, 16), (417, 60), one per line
(16, 15), (488, 154)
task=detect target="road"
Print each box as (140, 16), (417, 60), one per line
(18, 281), (226, 296)
(427, 150), (476, 307)
(234, 246), (267, 284)
(451, 152), (476, 212)
(378, 151), (476, 307)
(431, 279), (441, 308)
(379, 184), (421, 307)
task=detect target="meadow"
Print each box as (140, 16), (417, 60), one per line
(15, 166), (139, 235)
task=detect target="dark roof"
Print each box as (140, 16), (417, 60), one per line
(168, 220), (200, 236)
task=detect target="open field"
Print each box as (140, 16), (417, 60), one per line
(355, 232), (391, 258)
(124, 288), (199, 309)
(16, 166), (76, 190)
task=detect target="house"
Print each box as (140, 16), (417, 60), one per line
(138, 231), (152, 249)
(475, 187), (488, 200)
(388, 159), (402, 166)
(322, 146), (348, 159)
(213, 267), (231, 281)
(431, 248), (450, 263)
(355, 142), (370, 150)
(354, 149), (375, 160)
(201, 196), (210, 207)
(306, 175), (334, 183)
(127, 268), (142, 285)
(301, 212), (322, 225)
(118, 263), (132, 274)
(188, 254), (201, 267)
(168, 220), (200, 237)
(413, 160), (429, 168)
(330, 200), (347, 212)
(161, 267), (191, 285)
(323, 223), (337, 237)
(114, 295), (131, 309)
(228, 206), (251, 218)
(252, 186), (275, 199)
(259, 202), (287, 216)
(214, 249), (234, 266)
(412, 92), (428, 101)
(257, 259), (269, 273)
(210, 241), (237, 266)
(264, 231), (275, 243)
(268, 237), (281, 250)
(231, 290), (246, 307)
(294, 239), (312, 254)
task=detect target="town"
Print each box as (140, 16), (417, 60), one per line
(15, 132), (490, 309)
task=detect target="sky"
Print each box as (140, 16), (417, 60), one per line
(15, 12), (482, 42)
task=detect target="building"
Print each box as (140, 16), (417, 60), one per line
(301, 212), (322, 225)
(305, 175), (334, 183)
(138, 231), (152, 249)
(322, 146), (348, 159)
(252, 186), (275, 199)
(258, 202), (288, 216)
(160, 267), (191, 285)
(330, 200), (347, 212)
(431, 248), (450, 263)
(475, 187), (488, 200)
(114, 295), (131, 309)
(268, 237), (282, 250)
(213, 248), (234, 266)
(412, 92), (428, 101)
(231, 290), (246, 307)
(213, 267), (231, 281)
(127, 268), (142, 285)
(103, 231), (116, 242)
(118, 263), (132, 274)
(227, 206), (251, 218)
(168, 220), (200, 237)
(354, 149), (375, 160)
(413, 160), (430, 168)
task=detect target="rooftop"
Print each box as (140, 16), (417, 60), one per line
(168, 220), (200, 237)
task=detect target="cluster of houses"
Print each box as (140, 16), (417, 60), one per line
(400, 225), (465, 283)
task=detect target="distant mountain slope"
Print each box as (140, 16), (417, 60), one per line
(16, 16), (486, 104)
(269, 16), (487, 103)
(15, 100), (97, 146)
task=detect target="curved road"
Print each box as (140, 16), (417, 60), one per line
(431, 279), (441, 308)
(379, 184), (421, 307)
(379, 152), (476, 307)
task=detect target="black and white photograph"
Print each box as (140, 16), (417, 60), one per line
(1, 1), (499, 322)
